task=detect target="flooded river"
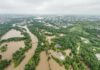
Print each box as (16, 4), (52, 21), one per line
(36, 51), (49, 70)
(5, 25), (38, 70)
(0, 41), (25, 60)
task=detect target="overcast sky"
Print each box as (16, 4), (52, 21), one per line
(0, 0), (100, 15)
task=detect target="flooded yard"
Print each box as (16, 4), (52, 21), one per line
(36, 51), (49, 70)
(1, 29), (24, 40)
(49, 50), (65, 60)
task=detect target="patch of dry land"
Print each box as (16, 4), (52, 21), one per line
(46, 35), (55, 44)
(64, 49), (71, 56)
(95, 54), (100, 60)
(49, 49), (71, 61)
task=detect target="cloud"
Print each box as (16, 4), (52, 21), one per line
(0, 0), (100, 15)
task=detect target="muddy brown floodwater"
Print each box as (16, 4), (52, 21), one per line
(49, 58), (65, 70)
(36, 51), (49, 70)
(36, 50), (66, 70)
(5, 25), (38, 70)
(0, 41), (25, 60)
(1, 29), (24, 40)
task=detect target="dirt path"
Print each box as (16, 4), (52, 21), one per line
(5, 25), (38, 70)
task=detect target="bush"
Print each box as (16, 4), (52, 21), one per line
(0, 60), (11, 70)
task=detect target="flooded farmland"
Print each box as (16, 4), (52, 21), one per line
(6, 26), (38, 70)
(0, 41), (25, 60)
(1, 29), (24, 40)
